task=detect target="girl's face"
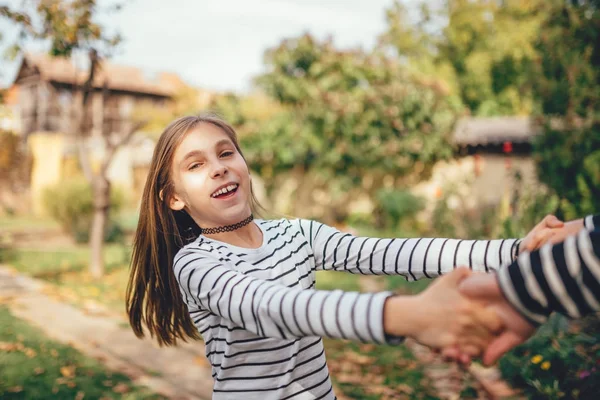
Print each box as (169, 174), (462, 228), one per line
(168, 123), (252, 229)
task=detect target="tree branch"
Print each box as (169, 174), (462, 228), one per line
(76, 49), (100, 183)
(100, 120), (146, 177)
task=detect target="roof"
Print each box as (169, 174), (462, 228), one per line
(452, 116), (540, 146)
(13, 53), (185, 97)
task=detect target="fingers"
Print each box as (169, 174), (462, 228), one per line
(458, 273), (501, 301)
(540, 214), (563, 229)
(523, 229), (554, 252)
(443, 267), (472, 285)
(482, 331), (525, 366)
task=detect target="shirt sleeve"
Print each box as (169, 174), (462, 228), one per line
(496, 227), (600, 325)
(583, 214), (600, 231)
(294, 219), (521, 280)
(174, 247), (397, 344)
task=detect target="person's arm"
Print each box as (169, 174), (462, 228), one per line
(456, 216), (599, 365)
(543, 214), (600, 246)
(294, 216), (561, 280)
(174, 248), (500, 351)
(496, 220), (600, 324)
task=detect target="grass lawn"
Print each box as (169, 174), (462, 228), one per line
(0, 305), (163, 399)
(0, 215), (59, 233)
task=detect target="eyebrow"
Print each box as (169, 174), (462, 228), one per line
(179, 139), (234, 166)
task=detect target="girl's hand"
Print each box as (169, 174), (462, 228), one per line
(384, 268), (502, 355)
(520, 214), (564, 253)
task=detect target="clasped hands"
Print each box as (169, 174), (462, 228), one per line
(409, 215), (571, 366)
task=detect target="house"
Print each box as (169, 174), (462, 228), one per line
(9, 53), (194, 214)
(412, 116), (540, 214)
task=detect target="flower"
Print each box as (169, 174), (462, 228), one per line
(541, 361), (551, 370)
(531, 355), (543, 364)
(579, 370), (591, 379)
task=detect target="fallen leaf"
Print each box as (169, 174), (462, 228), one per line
(67, 382), (77, 388)
(103, 380), (113, 387)
(7, 386), (23, 393)
(396, 384), (414, 394)
(0, 342), (23, 352)
(52, 386), (59, 394)
(60, 365), (76, 378)
(342, 350), (375, 365)
(113, 383), (130, 394)
(34, 367), (45, 375)
(50, 349), (59, 357)
(24, 348), (37, 358)
(75, 391), (85, 400)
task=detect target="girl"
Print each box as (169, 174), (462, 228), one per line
(127, 114), (557, 399)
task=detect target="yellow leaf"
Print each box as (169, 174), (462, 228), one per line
(24, 348), (37, 358)
(34, 367), (45, 375)
(50, 349), (59, 357)
(112, 383), (130, 394)
(60, 365), (76, 378)
(7, 386), (23, 393)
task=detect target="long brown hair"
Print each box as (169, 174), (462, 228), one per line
(126, 113), (263, 346)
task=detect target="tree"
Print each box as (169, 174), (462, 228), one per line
(530, 0), (600, 218)
(379, 0), (548, 116)
(1, 1), (143, 277)
(216, 35), (458, 220)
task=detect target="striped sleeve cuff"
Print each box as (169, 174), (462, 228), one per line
(584, 215), (599, 231)
(496, 255), (551, 326)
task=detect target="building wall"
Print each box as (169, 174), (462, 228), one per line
(412, 153), (539, 218)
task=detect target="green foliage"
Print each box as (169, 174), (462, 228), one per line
(375, 189), (425, 234)
(532, 124), (600, 220)
(499, 314), (600, 400)
(0, 305), (163, 399)
(0, 1), (121, 59)
(214, 34), (458, 219)
(499, 173), (562, 238)
(379, 0), (546, 116)
(42, 178), (125, 244)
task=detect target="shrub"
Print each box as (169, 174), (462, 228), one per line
(42, 178), (125, 243)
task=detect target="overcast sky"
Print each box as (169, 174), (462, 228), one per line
(0, 0), (408, 93)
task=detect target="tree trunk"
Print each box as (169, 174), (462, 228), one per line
(89, 177), (110, 278)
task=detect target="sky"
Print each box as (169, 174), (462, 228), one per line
(0, 0), (404, 93)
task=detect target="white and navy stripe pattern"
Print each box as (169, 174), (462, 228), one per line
(498, 215), (600, 325)
(173, 218), (520, 399)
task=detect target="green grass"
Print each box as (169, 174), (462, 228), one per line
(0, 306), (163, 399)
(5, 245), (132, 313)
(323, 338), (437, 399)
(0, 215), (59, 233)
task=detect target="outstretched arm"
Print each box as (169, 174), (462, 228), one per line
(294, 215), (562, 280)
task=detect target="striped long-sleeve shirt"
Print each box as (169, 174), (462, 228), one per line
(497, 215), (600, 325)
(174, 218), (521, 399)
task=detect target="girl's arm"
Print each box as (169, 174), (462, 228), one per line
(294, 219), (520, 280)
(174, 249), (500, 351)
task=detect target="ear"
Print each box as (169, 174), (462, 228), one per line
(161, 189), (186, 211)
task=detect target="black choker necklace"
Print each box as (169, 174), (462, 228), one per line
(200, 214), (254, 235)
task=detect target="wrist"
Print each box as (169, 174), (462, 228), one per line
(383, 295), (426, 338)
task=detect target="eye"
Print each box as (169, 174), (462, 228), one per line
(188, 162), (203, 170)
(220, 150), (234, 158)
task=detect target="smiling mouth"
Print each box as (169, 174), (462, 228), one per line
(211, 184), (239, 199)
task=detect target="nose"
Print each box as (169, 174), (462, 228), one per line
(211, 162), (228, 179)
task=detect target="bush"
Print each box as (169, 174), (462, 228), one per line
(42, 178), (125, 244)
(499, 314), (600, 399)
(374, 189), (425, 235)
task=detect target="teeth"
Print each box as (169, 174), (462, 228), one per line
(212, 184), (238, 198)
